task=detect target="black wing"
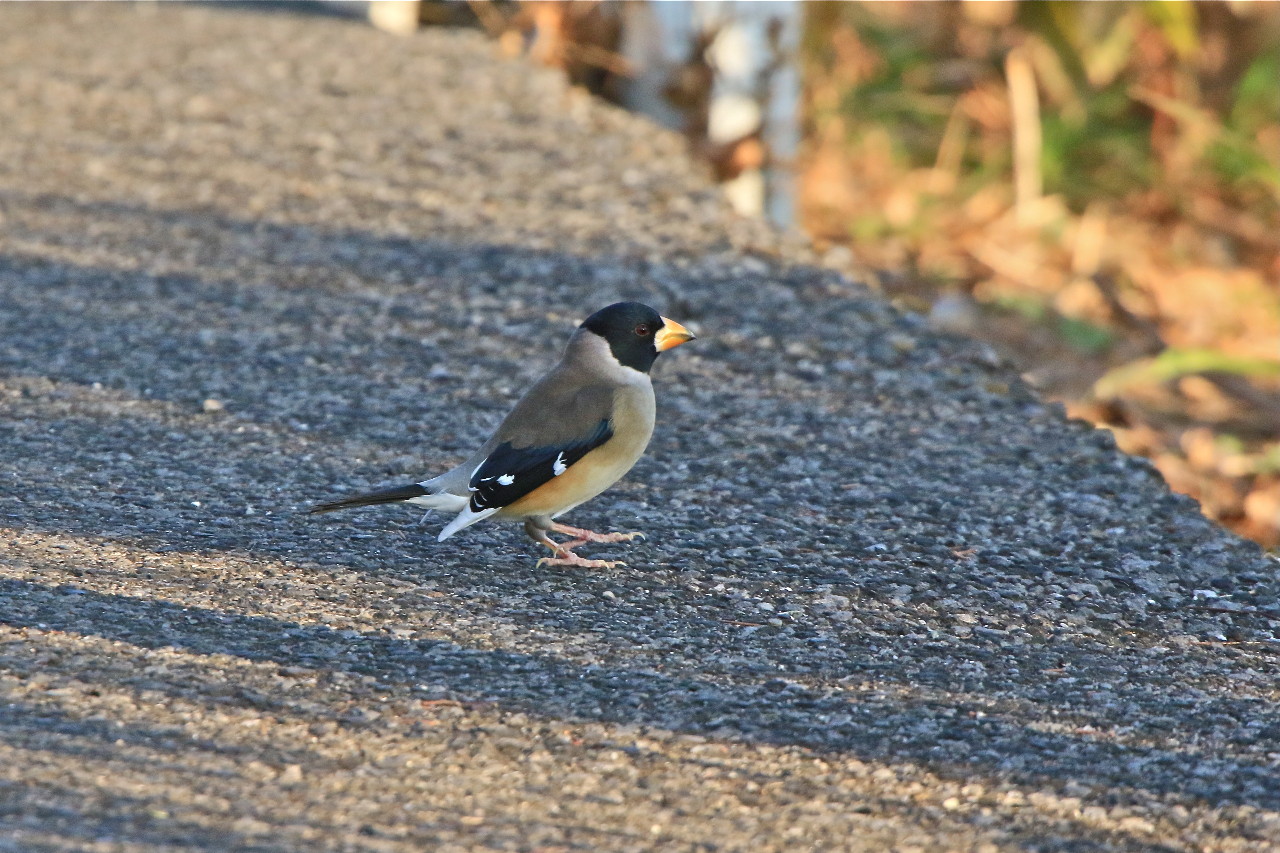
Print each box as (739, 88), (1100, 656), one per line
(468, 418), (613, 512)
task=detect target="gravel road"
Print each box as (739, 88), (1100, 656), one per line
(2, 5), (1279, 851)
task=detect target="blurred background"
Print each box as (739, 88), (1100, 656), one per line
(369, 0), (1280, 549)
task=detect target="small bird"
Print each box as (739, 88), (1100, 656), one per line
(310, 302), (695, 568)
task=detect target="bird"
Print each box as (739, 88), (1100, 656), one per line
(309, 302), (696, 568)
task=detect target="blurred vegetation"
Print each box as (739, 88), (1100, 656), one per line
(799, 1), (1280, 546)
(426, 0), (1280, 547)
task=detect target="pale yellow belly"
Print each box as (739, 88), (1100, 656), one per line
(495, 437), (645, 520)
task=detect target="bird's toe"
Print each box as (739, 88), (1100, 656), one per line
(536, 553), (625, 570)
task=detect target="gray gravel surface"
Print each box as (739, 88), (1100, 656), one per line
(2, 5), (1279, 852)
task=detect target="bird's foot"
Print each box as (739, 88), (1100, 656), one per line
(548, 523), (645, 547)
(526, 521), (637, 569)
(535, 548), (624, 570)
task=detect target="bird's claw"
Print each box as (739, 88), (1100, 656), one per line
(548, 523), (646, 545)
(536, 554), (625, 570)
(590, 529), (644, 542)
(531, 524), (644, 568)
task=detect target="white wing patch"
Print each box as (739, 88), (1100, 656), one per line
(552, 452), (567, 476)
(471, 468), (517, 489)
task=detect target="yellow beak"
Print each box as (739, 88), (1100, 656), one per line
(654, 317), (696, 351)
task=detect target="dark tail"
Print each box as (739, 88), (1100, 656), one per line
(308, 483), (428, 514)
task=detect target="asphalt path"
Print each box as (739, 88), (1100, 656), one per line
(1, 5), (1278, 851)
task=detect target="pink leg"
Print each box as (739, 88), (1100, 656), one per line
(524, 521), (626, 569)
(522, 520), (644, 569)
(536, 549), (624, 569)
(548, 522), (646, 549)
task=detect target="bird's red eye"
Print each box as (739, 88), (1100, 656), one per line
(634, 324), (651, 336)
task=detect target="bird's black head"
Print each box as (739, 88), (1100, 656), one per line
(580, 302), (694, 374)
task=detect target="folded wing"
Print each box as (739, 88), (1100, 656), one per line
(470, 418), (613, 511)
(436, 418), (614, 540)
